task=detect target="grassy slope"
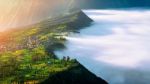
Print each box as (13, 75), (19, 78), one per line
(0, 10), (107, 84)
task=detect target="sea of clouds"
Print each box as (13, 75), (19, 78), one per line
(55, 9), (150, 84)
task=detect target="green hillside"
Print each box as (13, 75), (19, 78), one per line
(0, 10), (107, 84)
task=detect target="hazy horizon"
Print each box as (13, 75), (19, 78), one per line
(0, 0), (150, 31)
(77, 0), (150, 9)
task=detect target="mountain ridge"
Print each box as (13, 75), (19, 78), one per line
(0, 10), (107, 84)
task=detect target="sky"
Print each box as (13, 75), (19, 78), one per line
(0, 0), (150, 31)
(77, 0), (150, 9)
(0, 0), (74, 31)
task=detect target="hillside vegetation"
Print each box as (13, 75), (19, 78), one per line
(0, 10), (107, 84)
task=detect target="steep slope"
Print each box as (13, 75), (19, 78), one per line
(41, 61), (107, 84)
(0, 10), (107, 84)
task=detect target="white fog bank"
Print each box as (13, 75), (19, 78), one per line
(55, 9), (150, 84)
